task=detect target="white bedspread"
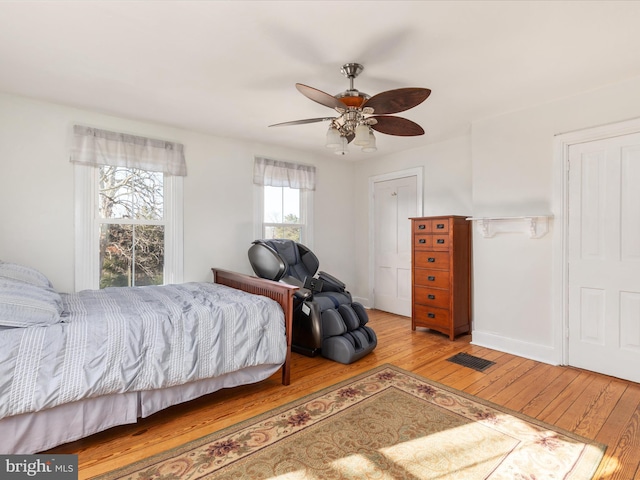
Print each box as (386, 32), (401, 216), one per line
(0, 282), (285, 420)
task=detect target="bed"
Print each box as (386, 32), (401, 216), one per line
(0, 265), (296, 454)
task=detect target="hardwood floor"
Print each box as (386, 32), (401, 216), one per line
(49, 310), (640, 479)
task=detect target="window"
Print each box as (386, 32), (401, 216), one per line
(253, 157), (315, 245)
(98, 166), (165, 287)
(263, 185), (305, 242)
(71, 126), (185, 291)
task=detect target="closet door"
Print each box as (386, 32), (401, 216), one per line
(567, 133), (640, 383)
(373, 175), (417, 316)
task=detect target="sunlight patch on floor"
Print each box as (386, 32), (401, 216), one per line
(329, 454), (397, 480)
(379, 422), (514, 478)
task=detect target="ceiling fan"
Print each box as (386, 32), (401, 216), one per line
(269, 63), (431, 155)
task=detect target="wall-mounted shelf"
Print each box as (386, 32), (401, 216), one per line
(465, 216), (552, 239)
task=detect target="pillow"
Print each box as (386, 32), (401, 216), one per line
(0, 261), (53, 288)
(0, 278), (63, 327)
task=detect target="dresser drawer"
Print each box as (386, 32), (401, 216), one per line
(413, 219), (431, 233)
(414, 304), (450, 329)
(414, 251), (450, 270)
(430, 219), (450, 233)
(414, 286), (450, 309)
(414, 269), (449, 289)
(414, 234), (432, 249)
(431, 235), (450, 250)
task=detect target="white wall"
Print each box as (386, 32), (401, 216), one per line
(471, 76), (640, 364)
(0, 93), (357, 293)
(352, 134), (473, 304)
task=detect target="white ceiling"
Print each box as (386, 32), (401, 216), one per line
(1, 1), (640, 159)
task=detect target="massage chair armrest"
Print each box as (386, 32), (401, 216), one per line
(278, 275), (313, 300)
(294, 288), (313, 300)
(317, 271), (347, 293)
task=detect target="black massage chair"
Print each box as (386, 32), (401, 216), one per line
(248, 239), (377, 364)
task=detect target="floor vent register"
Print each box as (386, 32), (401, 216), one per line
(446, 352), (496, 372)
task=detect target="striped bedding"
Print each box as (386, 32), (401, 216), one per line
(0, 282), (286, 420)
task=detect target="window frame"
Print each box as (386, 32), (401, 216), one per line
(74, 164), (183, 291)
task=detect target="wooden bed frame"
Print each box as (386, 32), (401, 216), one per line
(212, 268), (297, 385)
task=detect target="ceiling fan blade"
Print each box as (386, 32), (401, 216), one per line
(269, 117), (334, 127)
(363, 88), (431, 114)
(296, 83), (345, 110)
(370, 116), (425, 136)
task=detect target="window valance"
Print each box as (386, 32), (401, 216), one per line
(253, 157), (316, 191)
(70, 125), (187, 176)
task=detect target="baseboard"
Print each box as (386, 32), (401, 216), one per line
(471, 330), (561, 366)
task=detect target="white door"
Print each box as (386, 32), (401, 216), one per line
(373, 175), (417, 316)
(567, 133), (640, 383)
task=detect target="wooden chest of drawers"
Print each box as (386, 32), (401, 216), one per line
(410, 215), (471, 339)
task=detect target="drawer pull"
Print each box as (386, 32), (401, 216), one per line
(418, 224), (426, 230)
(428, 313), (435, 319)
(428, 294), (436, 299)
(419, 239), (426, 244)
(428, 276), (436, 281)
(428, 257), (435, 262)
(437, 239), (445, 244)
(436, 224), (445, 229)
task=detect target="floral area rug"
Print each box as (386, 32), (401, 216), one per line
(94, 364), (606, 479)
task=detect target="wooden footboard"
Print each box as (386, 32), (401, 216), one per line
(212, 268), (297, 385)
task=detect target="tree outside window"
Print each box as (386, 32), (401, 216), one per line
(98, 166), (165, 288)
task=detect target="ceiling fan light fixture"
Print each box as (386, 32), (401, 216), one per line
(325, 126), (341, 148)
(354, 124), (371, 146)
(361, 131), (377, 153)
